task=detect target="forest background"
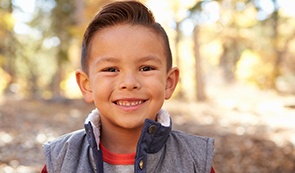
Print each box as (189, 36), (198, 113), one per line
(0, 0), (295, 172)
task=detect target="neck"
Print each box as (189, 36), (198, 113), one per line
(100, 122), (142, 154)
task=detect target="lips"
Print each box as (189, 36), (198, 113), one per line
(114, 100), (146, 107)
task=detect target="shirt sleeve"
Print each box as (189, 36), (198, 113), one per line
(41, 165), (47, 173)
(210, 167), (215, 173)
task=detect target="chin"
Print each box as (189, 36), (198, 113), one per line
(119, 121), (144, 130)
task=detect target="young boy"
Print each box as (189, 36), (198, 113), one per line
(42, 1), (214, 173)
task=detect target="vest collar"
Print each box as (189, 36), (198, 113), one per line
(84, 108), (172, 153)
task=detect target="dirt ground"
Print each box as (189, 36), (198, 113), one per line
(0, 85), (295, 173)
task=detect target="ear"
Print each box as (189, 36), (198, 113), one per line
(165, 67), (179, 99)
(75, 69), (94, 103)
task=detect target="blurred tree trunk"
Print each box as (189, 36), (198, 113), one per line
(74, 0), (84, 25)
(268, 0), (294, 90)
(219, 38), (240, 82)
(193, 26), (206, 101)
(270, 5), (281, 89)
(50, 0), (85, 100)
(174, 21), (184, 99)
(2, 1), (18, 95)
(3, 41), (16, 94)
(51, 69), (63, 100)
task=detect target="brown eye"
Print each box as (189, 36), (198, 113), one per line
(140, 66), (154, 71)
(103, 67), (119, 72)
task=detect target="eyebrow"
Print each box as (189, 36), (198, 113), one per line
(138, 55), (163, 65)
(94, 57), (119, 65)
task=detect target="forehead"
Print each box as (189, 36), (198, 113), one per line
(88, 24), (166, 63)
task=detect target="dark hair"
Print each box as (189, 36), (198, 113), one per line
(81, 1), (172, 73)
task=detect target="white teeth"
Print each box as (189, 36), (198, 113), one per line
(116, 100), (143, 106)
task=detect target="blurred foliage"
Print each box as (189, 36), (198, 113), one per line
(0, 0), (294, 100)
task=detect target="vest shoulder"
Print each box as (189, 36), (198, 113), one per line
(43, 129), (93, 172)
(170, 130), (214, 145)
(43, 129), (86, 154)
(168, 130), (214, 155)
(147, 130), (214, 173)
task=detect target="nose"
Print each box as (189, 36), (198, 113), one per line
(118, 72), (141, 90)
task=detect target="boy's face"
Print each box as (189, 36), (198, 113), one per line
(76, 24), (179, 130)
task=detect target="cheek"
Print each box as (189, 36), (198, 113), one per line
(90, 76), (114, 95)
(144, 76), (166, 94)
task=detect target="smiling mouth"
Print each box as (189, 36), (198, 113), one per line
(115, 100), (146, 106)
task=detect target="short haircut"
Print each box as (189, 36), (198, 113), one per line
(81, 1), (172, 73)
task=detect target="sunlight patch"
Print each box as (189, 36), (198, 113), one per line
(0, 132), (13, 146)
